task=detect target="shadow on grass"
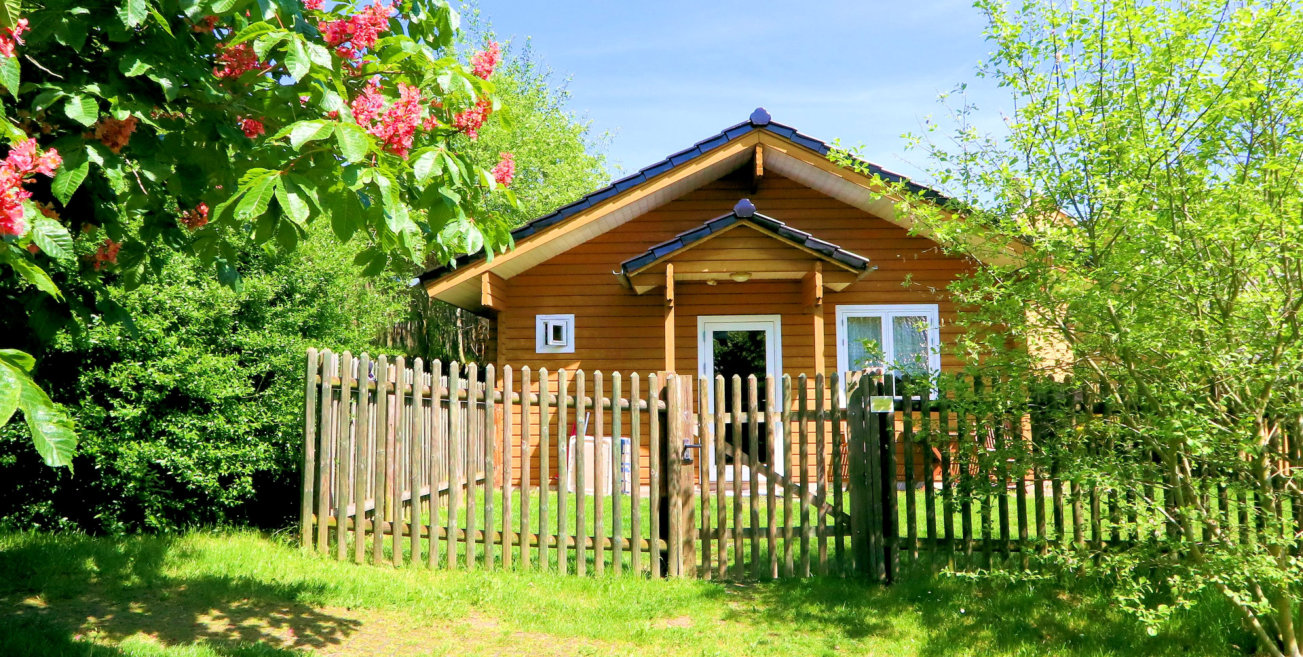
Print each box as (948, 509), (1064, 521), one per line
(714, 555), (1251, 657)
(0, 533), (351, 656)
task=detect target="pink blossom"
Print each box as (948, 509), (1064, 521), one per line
(452, 98), (492, 140)
(0, 18), (29, 59)
(0, 172), (28, 236)
(299, 95), (310, 107)
(470, 41), (501, 80)
(319, 2), (392, 60)
(0, 138), (60, 237)
(213, 42), (260, 79)
(5, 138), (36, 172)
(349, 79), (385, 127)
(303, 0), (324, 10)
(192, 15), (219, 34)
(180, 202), (209, 230)
(491, 152), (515, 187)
(351, 81), (424, 158)
(240, 118), (265, 138)
(93, 239), (120, 270)
(35, 149), (61, 177)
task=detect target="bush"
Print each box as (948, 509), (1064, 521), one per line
(0, 229), (405, 533)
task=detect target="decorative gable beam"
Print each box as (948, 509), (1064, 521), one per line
(751, 144), (764, 193)
(480, 271), (507, 314)
(664, 264), (676, 372)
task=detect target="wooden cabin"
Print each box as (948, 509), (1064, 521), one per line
(419, 108), (984, 382)
(418, 108), (998, 487)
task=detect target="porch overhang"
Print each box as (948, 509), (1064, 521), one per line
(616, 199), (875, 294)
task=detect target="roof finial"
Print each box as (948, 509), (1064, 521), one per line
(734, 198), (756, 218)
(749, 107), (771, 126)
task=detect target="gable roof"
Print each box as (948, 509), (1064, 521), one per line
(618, 198), (872, 282)
(418, 108), (945, 290)
(420, 108), (1015, 312)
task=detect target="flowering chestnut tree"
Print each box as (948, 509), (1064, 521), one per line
(0, 0), (517, 468)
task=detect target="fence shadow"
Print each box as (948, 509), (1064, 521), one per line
(720, 564), (1246, 657)
(0, 533), (354, 656)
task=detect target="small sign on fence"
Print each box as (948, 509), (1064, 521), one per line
(870, 395), (894, 413)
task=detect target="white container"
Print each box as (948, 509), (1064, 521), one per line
(567, 435), (631, 494)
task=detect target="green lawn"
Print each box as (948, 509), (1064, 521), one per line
(0, 530), (1250, 657)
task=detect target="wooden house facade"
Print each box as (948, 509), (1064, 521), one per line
(419, 109), (988, 486)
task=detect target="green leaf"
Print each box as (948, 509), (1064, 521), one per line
(30, 215), (75, 261)
(334, 123), (371, 163)
(0, 359), (21, 427)
(1, 357), (77, 468)
(0, 349), (35, 372)
(149, 8), (174, 35)
(118, 53), (151, 76)
(353, 247), (388, 276)
(234, 172), (280, 221)
(151, 72), (177, 101)
(51, 158), (89, 205)
(275, 217), (302, 251)
(1, 248), (62, 299)
(0, 0), (20, 30)
(253, 210), (278, 244)
(215, 258), (242, 291)
(284, 38), (309, 82)
(325, 187), (362, 242)
(304, 41), (331, 68)
(0, 117), (23, 141)
(252, 32), (287, 60)
(275, 178), (310, 223)
(0, 55), (18, 98)
(287, 120), (332, 150)
(226, 21), (277, 47)
(411, 148), (443, 184)
(63, 95), (99, 127)
(120, 0), (147, 27)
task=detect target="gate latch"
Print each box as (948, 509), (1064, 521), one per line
(681, 442), (703, 464)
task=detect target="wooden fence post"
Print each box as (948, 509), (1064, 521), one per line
(662, 374), (696, 577)
(847, 373), (872, 578)
(301, 348), (319, 548)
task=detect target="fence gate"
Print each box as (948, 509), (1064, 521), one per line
(301, 348), (895, 581)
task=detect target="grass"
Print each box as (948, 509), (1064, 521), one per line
(0, 529), (1252, 657)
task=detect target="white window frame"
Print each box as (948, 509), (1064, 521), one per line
(835, 304), (941, 377)
(535, 314), (575, 354)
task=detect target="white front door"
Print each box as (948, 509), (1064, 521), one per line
(697, 315), (784, 481)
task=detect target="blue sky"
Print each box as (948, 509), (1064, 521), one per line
(472, 0), (1010, 183)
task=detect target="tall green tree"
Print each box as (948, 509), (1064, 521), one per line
(837, 1), (1303, 653)
(399, 33), (609, 363)
(0, 0), (518, 469)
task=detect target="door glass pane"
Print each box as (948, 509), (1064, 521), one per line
(712, 329), (768, 465)
(893, 315), (930, 374)
(846, 315), (884, 370)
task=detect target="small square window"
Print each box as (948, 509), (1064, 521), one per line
(545, 320), (567, 346)
(535, 314), (575, 353)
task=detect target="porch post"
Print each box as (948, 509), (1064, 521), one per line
(664, 263), (676, 373)
(804, 262), (825, 376)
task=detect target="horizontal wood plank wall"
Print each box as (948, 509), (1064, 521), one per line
(492, 171), (974, 487)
